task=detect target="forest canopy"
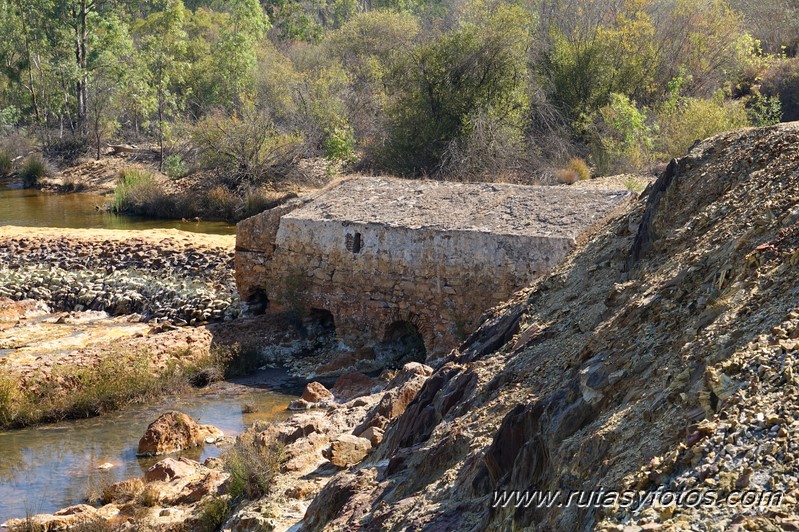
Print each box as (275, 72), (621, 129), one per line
(0, 0), (797, 184)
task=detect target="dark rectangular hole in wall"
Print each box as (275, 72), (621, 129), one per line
(346, 232), (363, 254)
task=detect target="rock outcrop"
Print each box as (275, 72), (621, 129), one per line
(296, 123), (799, 531)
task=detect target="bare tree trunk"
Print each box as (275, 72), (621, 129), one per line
(74, 0), (90, 135)
(158, 95), (164, 171)
(14, 1), (41, 123)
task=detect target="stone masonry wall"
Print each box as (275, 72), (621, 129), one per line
(236, 178), (633, 357)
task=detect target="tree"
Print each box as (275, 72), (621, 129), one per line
(542, 0), (659, 118)
(86, 12), (138, 158)
(136, 0), (190, 169)
(382, 5), (531, 176)
(325, 10), (419, 142)
(729, 0), (799, 54)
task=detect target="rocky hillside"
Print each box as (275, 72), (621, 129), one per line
(299, 123), (799, 531)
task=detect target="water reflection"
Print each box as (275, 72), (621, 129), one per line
(0, 369), (301, 521)
(0, 186), (235, 235)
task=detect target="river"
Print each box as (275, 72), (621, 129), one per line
(0, 186), (299, 523)
(0, 369), (301, 522)
(0, 185), (235, 235)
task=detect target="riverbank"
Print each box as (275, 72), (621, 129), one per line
(0, 297), (225, 428)
(0, 367), (303, 524)
(0, 226), (240, 430)
(28, 149), (327, 224)
(1, 362), (433, 530)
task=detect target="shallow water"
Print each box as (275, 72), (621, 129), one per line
(0, 185), (235, 235)
(0, 369), (302, 522)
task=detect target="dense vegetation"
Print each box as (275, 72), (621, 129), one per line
(0, 0), (797, 192)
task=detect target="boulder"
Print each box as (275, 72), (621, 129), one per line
(332, 371), (378, 401)
(301, 381), (334, 403)
(137, 411), (221, 456)
(173, 470), (228, 504)
(324, 434), (372, 467)
(358, 426), (384, 447)
(144, 457), (201, 482)
(288, 398), (314, 410)
(358, 363), (432, 431)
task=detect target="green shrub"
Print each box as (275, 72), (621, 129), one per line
(583, 93), (655, 175)
(0, 106), (20, 134)
(623, 176), (646, 193)
(163, 154), (188, 179)
(381, 7), (531, 176)
(19, 155), (48, 188)
(323, 125), (356, 163)
(745, 92), (782, 127)
(224, 429), (285, 500)
(112, 166), (169, 216)
(760, 58), (799, 122)
(196, 496), (231, 532)
(0, 150), (11, 176)
(656, 91), (750, 158)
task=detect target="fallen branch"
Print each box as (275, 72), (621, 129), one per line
(106, 144), (158, 156)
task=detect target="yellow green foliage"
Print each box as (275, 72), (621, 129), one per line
(656, 92), (750, 158)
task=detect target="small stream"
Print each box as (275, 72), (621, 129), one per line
(0, 184), (293, 522)
(0, 185), (235, 235)
(0, 369), (302, 522)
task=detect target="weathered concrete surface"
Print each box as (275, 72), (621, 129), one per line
(236, 178), (632, 356)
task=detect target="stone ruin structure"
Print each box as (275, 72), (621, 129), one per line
(235, 177), (632, 361)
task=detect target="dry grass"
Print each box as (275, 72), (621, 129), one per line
(102, 478), (145, 504)
(137, 484), (161, 507)
(556, 157), (591, 184)
(0, 345), (229, 430)
(567, 157), (591, 180)
(224, 428), (285, 500)
(61, 173), (87, 192)
(555, 168), (579, 184)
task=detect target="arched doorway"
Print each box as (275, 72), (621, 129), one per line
(243, 289), (268, 315)
(376, 320), (427, 366)
(290, 307), (338, 347)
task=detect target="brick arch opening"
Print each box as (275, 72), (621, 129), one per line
(377, 320), (427, 366)
(294, 307), (338, 343)
(308, 307), (336, 335)
(243, 288), (268, 316)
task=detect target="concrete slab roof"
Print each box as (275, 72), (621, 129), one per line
(285, 177), (633, 238)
